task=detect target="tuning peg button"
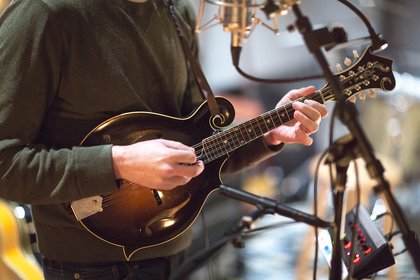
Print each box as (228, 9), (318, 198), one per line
(353, 50), (360, 59)
(359, 91), (367, 101)
(348, 95), (357, 103)
(344, 57), (352, 67)
(336, 63), (343, 72)
(370, 90), (376, 98)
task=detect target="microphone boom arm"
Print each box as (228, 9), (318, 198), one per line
(220, 184), (332, 228)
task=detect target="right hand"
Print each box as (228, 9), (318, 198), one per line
(111, 139), (204, 190)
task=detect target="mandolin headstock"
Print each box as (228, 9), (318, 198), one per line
(321, 46), (396, 103)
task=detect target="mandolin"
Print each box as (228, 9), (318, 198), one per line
(71, 46), (396, 260)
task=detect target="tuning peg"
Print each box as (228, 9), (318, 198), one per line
(353, 50), (360, 59)
(344, 57), (352, 67)
(336, 63), (343, 72)
(348, 95), (357, 103)
(369, 90), (376, 98)
(359, 91), (366, 101)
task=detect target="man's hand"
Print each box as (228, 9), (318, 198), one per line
(264, 86), (328, 147)
(112, 139), (204, 190)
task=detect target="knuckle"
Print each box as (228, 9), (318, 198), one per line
(161, 165), (175, 176)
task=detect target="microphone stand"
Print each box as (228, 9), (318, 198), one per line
(170, 206), (267, 280)
(219, 184), (332, 229)
(325, 134), (361, 280)
(170, 184), (332, 280)
(290, 4), (420, 279)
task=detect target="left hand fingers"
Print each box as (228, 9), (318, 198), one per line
(292, 102), (323, 133)
(294, 124), (314, 146)
(303, 99), (328, 118)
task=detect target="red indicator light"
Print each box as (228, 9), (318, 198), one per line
(344, 241), (352, 250)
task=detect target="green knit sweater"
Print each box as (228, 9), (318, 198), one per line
(0, 0), (281, 261)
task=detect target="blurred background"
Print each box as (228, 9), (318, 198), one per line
(1, 0), (419, 279)
(185, 0), (420, 279)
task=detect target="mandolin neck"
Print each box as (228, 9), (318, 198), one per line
(198, 89), (326, 164)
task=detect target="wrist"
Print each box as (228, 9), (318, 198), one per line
(111, 145), (124, 179)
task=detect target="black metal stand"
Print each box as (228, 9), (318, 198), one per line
(170, 184), (332, 280)
(290, 4), (420, 279)
(326, 134), (362, 279)
(338, 102), (420, 275)
(219, 184), (332, 228)
(170, 207), (267, 280)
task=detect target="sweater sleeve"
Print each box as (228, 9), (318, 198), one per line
(0, 1), (118, 205)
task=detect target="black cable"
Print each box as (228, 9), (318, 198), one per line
(200, 207), (216, 280)
(231, 0), (388, 83)
(336, 0), (388, 52)
(312, 149), (329, 280)
(231, 46), (325, 84)
(372, 211), (395, 239)
(245, 220), (299, 235)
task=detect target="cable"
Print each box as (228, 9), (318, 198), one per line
(311, 149), (329, 280)
(231, 46), (325, 84)
(336, 0), (388, 52)
(372, 211), (395, 240)
(199, 207), (216, 280)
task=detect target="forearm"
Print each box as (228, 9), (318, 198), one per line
(0, 143), (118, 205)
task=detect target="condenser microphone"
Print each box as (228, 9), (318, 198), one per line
(221, 0), (255, 47)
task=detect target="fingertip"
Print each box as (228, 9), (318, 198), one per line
(306, 85), (316, 91)
(306, 137), (314, 146)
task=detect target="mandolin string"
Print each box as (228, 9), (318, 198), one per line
(101, 86), (342, 207)
(101, 90), (338, 208)
(192, 87), (332, 164)
(93, 64), (373, 208)
(197, 90), (323, 162)
(102, 186), (137, 203)
(102, 188), (144, 207)
(102, 184), (139, 203)
(203, 65), (366, 163)
(99, 68), (368, 207)
(200, 69), (367, 161)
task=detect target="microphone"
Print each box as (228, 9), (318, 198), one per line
(196, 0), (283, 47)
(219, 184), (332, 228)
(219, 0), (256, 47)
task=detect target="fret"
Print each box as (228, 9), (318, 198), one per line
(232, 127), (242, 147)
(201, 138), (215, 162)
(236, 124), (247, 146)
(253, 116), (265, 136)
(241, 122), (250, 141)
(218, 132), (233, 158)
(244, 121), (258, 140)
(261, 113), (270, 132)
(254, 117), (265, 135)
(221, 133), (233, 152)
(201, 90), (327, 162)
(274, 109), (284, 127)
(198, 141), (210, 164)
(261, 112), (275, 132)
(277, 106), (291, 123)
(267, 112), (277, 130)
(272, 109), (283, 127)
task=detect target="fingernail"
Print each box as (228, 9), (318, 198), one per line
(293, 101), (303, 108)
